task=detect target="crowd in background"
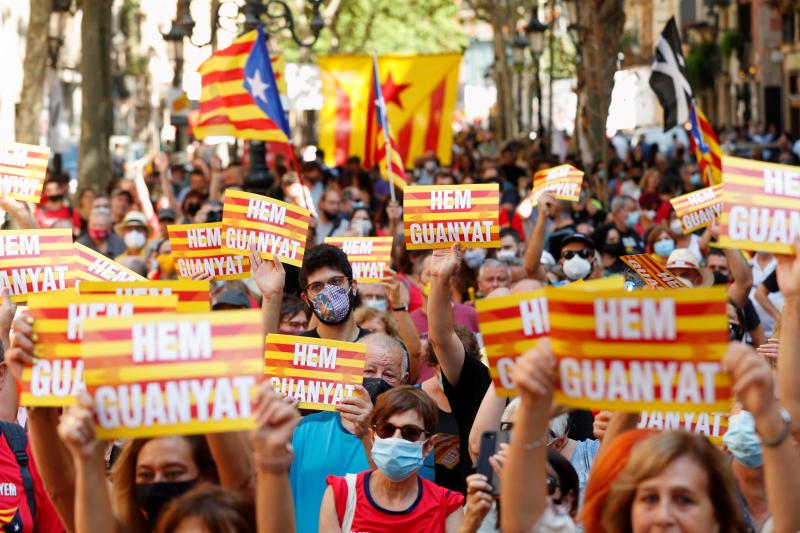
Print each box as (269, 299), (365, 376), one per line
(0, 122), (796, 532)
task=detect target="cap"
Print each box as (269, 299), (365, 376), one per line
(561, 232), (595, 250)
(114, 210), (152, 237)
(212, 290), (251, 310)
(158, 207), (176, 222)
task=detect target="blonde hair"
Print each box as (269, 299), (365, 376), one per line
(600, 431), (747, 533)
(353, 306), (400, 338)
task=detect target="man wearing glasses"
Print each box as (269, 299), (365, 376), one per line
(558, 232), (601, 282)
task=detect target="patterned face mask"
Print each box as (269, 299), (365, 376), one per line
(310, 284), (353, 325)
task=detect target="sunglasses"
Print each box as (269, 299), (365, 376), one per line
(561, 249), (594, 260)
(374, 422), (429, 442)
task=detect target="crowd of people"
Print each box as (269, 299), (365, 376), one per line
(0, 124), (797, 533)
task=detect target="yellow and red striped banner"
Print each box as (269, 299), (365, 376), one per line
(324, 236), (393, 282)
(547, 286), (730, 413)
(0, 142), (50, 203)
(620, 254), (687, 290)
(669, 184), (722, 234)
(78, 280), (211, 313)
(475, 288), (549, 396)
(168, 222), (249, 281)
(72, 243), (146, 282)
(638, 410), (729, 445)
(221, 189), (311, 267)
(23, 291), (178, 406)
(82, 309), (263, 439)
(0, 229), (74, 302)
(531, 164), (584, 202)
(264, 333), (366, 411)
(403, 184), (499, 250)
(719, 156), (800, 253)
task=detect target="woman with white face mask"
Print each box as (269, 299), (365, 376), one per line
(319, 386), (488, 532)
(114, 210), (153, 261)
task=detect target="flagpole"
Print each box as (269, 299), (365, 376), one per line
(373, 53), (396, 203)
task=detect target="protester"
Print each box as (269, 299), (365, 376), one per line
(35, 179), (81, 231)
(115, 210), (153, 260)
(278, 295), (311, 335)
(313, 189), (349, 244)
(76, 206), (126, 258)
(110, 188), (133, 225)
(319, 386), (485, 532)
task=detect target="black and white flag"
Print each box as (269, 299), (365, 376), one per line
(649, 17), (693, 131)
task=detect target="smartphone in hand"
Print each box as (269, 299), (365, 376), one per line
(475, 430), (510, 496)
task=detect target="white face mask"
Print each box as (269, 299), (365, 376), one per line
(669, 219), (683, 235)
(562, 256), (592, 281)
(464, 248), (487, 269)
(496, 249), (516, 261)
(124, 230), (146, 250)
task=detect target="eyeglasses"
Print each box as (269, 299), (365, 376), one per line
(373, 422), (429, 442)
(500, 422), (513, 432)
(281, 320), (308, 331)
(561, 249), (594, 260)
(304, 276), (350, 297)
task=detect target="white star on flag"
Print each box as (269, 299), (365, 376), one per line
(246, 69), (270, 103)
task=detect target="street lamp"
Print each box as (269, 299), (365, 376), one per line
(48, 0), (72, 68)
(525, 3), (547, 141)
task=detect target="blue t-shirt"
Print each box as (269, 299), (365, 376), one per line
(290, 411), (435, 533)
(569, 438), (600, 498)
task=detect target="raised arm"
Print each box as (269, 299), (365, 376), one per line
(523, 192), (553, 282)
(6, 306), (76, 532)
(382, 270), (421, 381)
(726, 342), (800, 533)
(154, 152), (180, 216)
(0, 196), (38, 230)
(57, 397), (121, 533)
(468, 382), (506, 462)
(501, 339), (554, 533)
(205, 432), (254, 492)
(775, 244), (800, 441)
(249, 243), (286, 339)
(427, 244), (466, 386)
(251, 384), (300, 533)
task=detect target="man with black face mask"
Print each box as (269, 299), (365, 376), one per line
(313, 189), (348, 245)
(35, 179), (81, 231)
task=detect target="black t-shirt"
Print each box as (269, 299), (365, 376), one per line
(743, 299), (761, 332)
(763, 270), (779, 293)
(301, 326), (371, 341)
(431, 408), (463, 495)
(441, 353), (492, 495)
(567, 410), (595, 441)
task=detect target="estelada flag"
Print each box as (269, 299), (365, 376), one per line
(264, 333), (366, 411)
(168, 222), (249, 281)
(371, 55), (408, 189)
(22, 291), (179, 406)
(82, 310), (263, 439)
(195, 27), (289, 141)
(547, 285), (730, 413)
(0, 229), (75, 302)
(78, 280), (211, 313)
(318, 54), (461, 168)
(0, 142), (50, 203)
(688, 102), (722, 186)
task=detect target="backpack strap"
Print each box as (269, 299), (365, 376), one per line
(341, 473), (358, 532)
(0, 422), (35, 522)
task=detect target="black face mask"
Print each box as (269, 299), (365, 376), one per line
(322, 209), (338, 221)
(362, 377), (393, 405)
(47, 194), (64, 203)
(603, 242), (625, 258)
(712, 270), (729, 285)
(185, 203), (201, 217)
(729, 322), (745, 341)
(134, 479), (197, 526)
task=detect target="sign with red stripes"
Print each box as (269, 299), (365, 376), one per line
(531, 164), (584, 202)
(0, 142), (50, 202)
(168, 222), (249, 280)
(620, 254), (687, 290)
(78, 280), (211, 313)
(0, 229), (74, 302)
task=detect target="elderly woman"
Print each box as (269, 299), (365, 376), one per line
(319, 386), (488, 532)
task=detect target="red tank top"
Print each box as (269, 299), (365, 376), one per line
(327, 470), (464, 533)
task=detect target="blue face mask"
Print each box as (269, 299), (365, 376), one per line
(363, 299), (388, 312)
(625, 211), (640, 228)
(690, 172), (702, 186)
(723, 411), (762, 468)
(371, 436), (425, 481)
(653, 239), (675, 258)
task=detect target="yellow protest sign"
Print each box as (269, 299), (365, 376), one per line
(621, 254), (687, 290)
(669, 184), (722, 234)
(78, 280), (211, 313)
(0, 142), (50, 202)
(23, 291), (178, 406)
(403, 184), (500, 250)
(0, 229), (74, 302)
(720, 156), (800, 253)
(264, 333), (366, 411)
(547, 286), (730, 413)
(168, 222), (249, 280)
(638, 410), (729, 445)
(531, 164), (584, 202)
(324, 236), (393, 282)
(82, 309), (263, 438)
(221, 189), (311, 267)
(72, 243), (146, 282)
(476, 288), (549, 396)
